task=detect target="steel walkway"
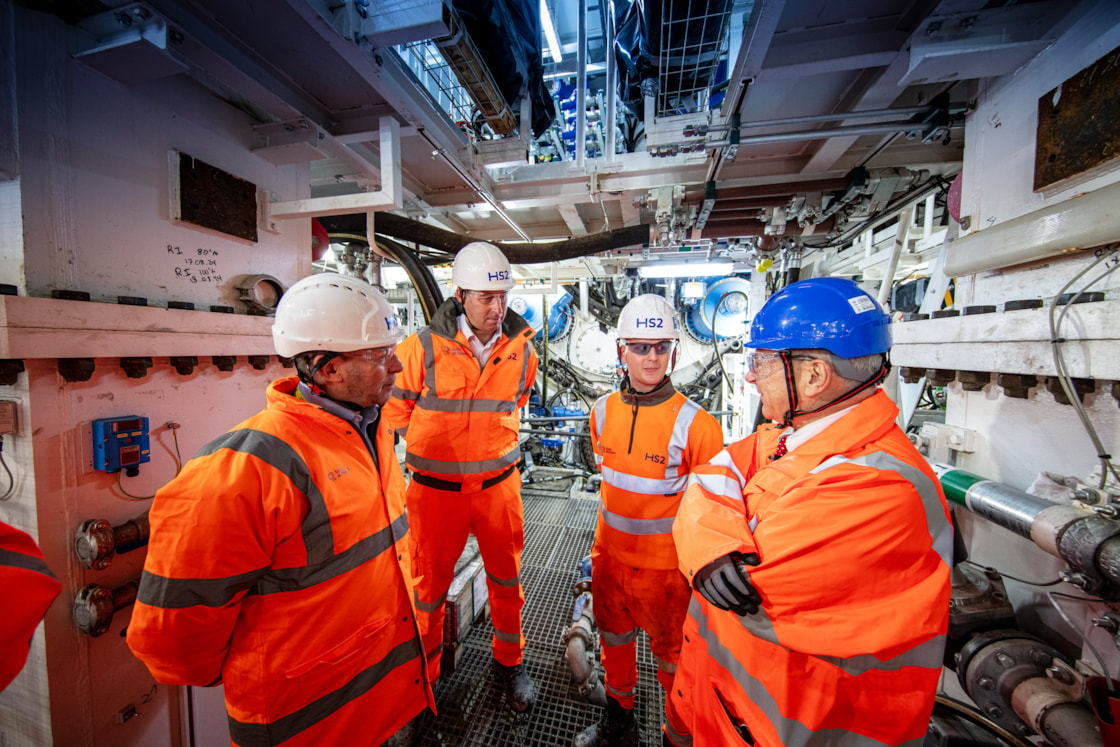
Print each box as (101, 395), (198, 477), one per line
(412, 486), (666, 746)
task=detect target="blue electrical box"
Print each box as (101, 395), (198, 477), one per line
(91, 416), (150, 474)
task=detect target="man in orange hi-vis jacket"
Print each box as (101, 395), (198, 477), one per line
(128, 274), (433, 747)
(576, 294), (723, 747)
(383, 242), (540, 713)
(1, 520), (61, 691)
(672, 277), (952, 747)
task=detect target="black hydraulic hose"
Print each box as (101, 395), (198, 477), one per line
(375, 237), (443, 323)
(933, 695), (1033, 747)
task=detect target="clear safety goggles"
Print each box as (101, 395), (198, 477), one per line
(343, 345), (398, 365)
(625, 340), (675, 356)
(746, 351), (783, 373)
(467, 291), (510, 307)
(747, 351), (818, 373)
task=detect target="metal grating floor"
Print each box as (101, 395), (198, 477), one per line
(413, 489), (666, 746)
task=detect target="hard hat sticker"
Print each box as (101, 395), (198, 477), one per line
(848, 296), (876, 314)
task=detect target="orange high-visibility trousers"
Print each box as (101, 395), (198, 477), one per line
(408, 470), (526, 682)
(593, 547), (692, 745)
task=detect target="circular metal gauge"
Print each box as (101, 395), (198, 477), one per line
(567, 321), (619, 377)
(684, 277), (751, 342)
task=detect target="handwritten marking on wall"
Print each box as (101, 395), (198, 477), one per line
(167, 244), (225, 284)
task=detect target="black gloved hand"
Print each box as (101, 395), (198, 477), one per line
(693, 552), (762, 615)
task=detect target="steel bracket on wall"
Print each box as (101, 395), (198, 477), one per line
(269, 117), (402, 219)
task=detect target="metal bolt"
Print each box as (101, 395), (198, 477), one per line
(977, 675), (995, 690)
(1092, 503), (1120, 520)
(984, 703), (1003, 718)
(961, 216), (971, 230)
(995, 652), (1015, 668)
(1047, 665), (1074, 685)
(1092, 614), (1120, 634)
(1029, 649), (1052, 667)
(114, 11), (133, 27)
(1060, 570), (1092, 590)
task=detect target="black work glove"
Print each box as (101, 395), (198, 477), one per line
(694, 552), (762, 615)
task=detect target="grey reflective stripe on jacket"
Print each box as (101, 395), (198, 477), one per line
(227, 637), (422, 747)
(405, 449), (521, 476)
(596, 397), (706, 535)
(687, 598), (925, 747)
(0, 546), (57, 579)
(726, 599), (946, 677)
(685, 448), (745, 504)
(810, 451), (953, 568)
(198, 429), (335, 564)
(137, 428), (407, 609)
(414, 329), (529, 415)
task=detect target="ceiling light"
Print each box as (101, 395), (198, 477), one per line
(638, 262), (735, 279)
(540, 0), (562, 63)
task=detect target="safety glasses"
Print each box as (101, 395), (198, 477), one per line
(468, 291), (510, 307)
(746, 351), (817, 373)
(625, 340), (675, 356)
(343, 345), (397, 365)
(746, 351), (783, 373)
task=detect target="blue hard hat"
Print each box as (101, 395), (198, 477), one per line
(747, 277), (892, 358)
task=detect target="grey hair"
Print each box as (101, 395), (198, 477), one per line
(293, 351), (331, 385)
(799, 348), (885, 383)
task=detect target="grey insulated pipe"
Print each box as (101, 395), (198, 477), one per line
(563, 591), (607, 706)
(934, 464), (1120, 598)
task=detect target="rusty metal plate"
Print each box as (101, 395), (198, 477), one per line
(1035, 45), (1120, 191)
(176, 152), (258, 243)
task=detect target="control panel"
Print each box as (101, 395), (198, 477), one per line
(91, 416), (150, 475)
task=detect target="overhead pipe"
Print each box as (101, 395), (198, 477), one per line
(936, 465), (1120, 599)
(699, 216), (836, 240)
(732, 104), (967, 131)
(330, 211), (650, 264)
(576, 0), (587, 168)
(716, 120), (964, 148)
(876, 206), (914, 307)
(713, 179), (851, 201)
(417, 129), (532, 242)
(605, 0), (617, 159)
(943, 179), (1120, 277)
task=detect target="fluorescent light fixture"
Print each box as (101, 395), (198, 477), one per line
(638, 262), (734, 279)
(543, 63), (604, 81)
(540, 0), (562, 63)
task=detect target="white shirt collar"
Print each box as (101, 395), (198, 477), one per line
(457, 313), (502, 362)
(782, 401), (861, 454)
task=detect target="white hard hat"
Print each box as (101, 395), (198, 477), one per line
(272, 273), (404, 358)
(452, 241), (515, 291)
(617, 294), (680, 340)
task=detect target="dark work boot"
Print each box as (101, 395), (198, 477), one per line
(573, 695), (639, 747)
(496, 662), (537, 713)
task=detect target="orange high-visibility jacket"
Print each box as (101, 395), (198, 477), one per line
(590, 377), (723, 569)
(672, 390), (952, 747)
(1, 521), (61, 690)
(383, 299), (538, 480)
(128, 377), (433, 747)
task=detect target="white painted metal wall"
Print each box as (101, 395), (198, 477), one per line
(896, 1), (1120, 682)
(0, 6), (312, 746)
